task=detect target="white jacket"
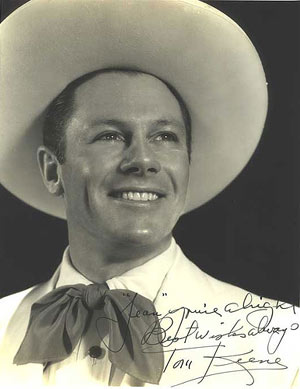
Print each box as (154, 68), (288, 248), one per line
(0, 245), (299, 388)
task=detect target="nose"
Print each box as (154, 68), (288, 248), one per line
(119, 139), (161, 176)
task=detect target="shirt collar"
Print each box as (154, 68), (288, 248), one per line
(55, 237), (178, 302)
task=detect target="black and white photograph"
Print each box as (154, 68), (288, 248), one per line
(0, 0), (299, 387)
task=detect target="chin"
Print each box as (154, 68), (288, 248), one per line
(116, 228), (169, 248)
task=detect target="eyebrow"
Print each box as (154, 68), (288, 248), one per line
(87, 119), (127, 130)
(87, 118), (185, 131)
(152, 119), (185, 130)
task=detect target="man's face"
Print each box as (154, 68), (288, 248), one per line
(60, 72), (190, 247)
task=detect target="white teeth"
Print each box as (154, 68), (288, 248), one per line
(141, 192), (148, 200)
(118, 191), (161, 201)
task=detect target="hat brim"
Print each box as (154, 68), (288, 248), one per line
(0, 0), (267, 219)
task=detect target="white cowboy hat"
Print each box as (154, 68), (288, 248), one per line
(0, 0), (268, 219)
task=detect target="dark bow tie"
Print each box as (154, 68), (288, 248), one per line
(14, 283), (164, 384)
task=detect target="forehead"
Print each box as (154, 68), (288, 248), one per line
(72, 72), (184, 123)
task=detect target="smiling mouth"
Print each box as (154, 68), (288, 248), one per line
(110, 191), (164, 202)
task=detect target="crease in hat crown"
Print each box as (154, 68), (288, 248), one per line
(0, 0), (268, 219)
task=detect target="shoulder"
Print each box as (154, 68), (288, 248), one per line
(0, 287), (35, 315)
(170, 246), (247, 298)
(169, 245), (299, 314)
(0, 287), (34, 304)
(0, 278), (54, 341)
(0, 265), (60, 334)
(0, 287), (35, 338)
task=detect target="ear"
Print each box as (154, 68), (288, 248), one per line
(37, 146), (64, 196)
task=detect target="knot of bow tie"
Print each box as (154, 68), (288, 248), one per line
(82, 283), (108, 309)
(13, 283), (164, 384)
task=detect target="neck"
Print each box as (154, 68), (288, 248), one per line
(67, 227), (172, 283)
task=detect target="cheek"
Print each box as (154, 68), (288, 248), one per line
(60, 160), (92, 201)
(61, 152), (119, 201)
(166, 150), (190, 192)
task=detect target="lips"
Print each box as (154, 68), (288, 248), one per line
(109, 189), (165, 202)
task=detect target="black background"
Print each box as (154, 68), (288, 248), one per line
(0, 1), (299, 305)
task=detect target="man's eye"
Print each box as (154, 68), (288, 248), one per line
(95, 132), (125, 142)
(153, 132), (178, 142)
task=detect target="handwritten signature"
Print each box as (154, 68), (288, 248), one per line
(94, 292), (298, 386)
(161, 343), (287, 386)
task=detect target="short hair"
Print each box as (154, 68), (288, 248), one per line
(43, 68), (192, 164)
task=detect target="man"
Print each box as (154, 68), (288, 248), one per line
(0, 0), (299, 387)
